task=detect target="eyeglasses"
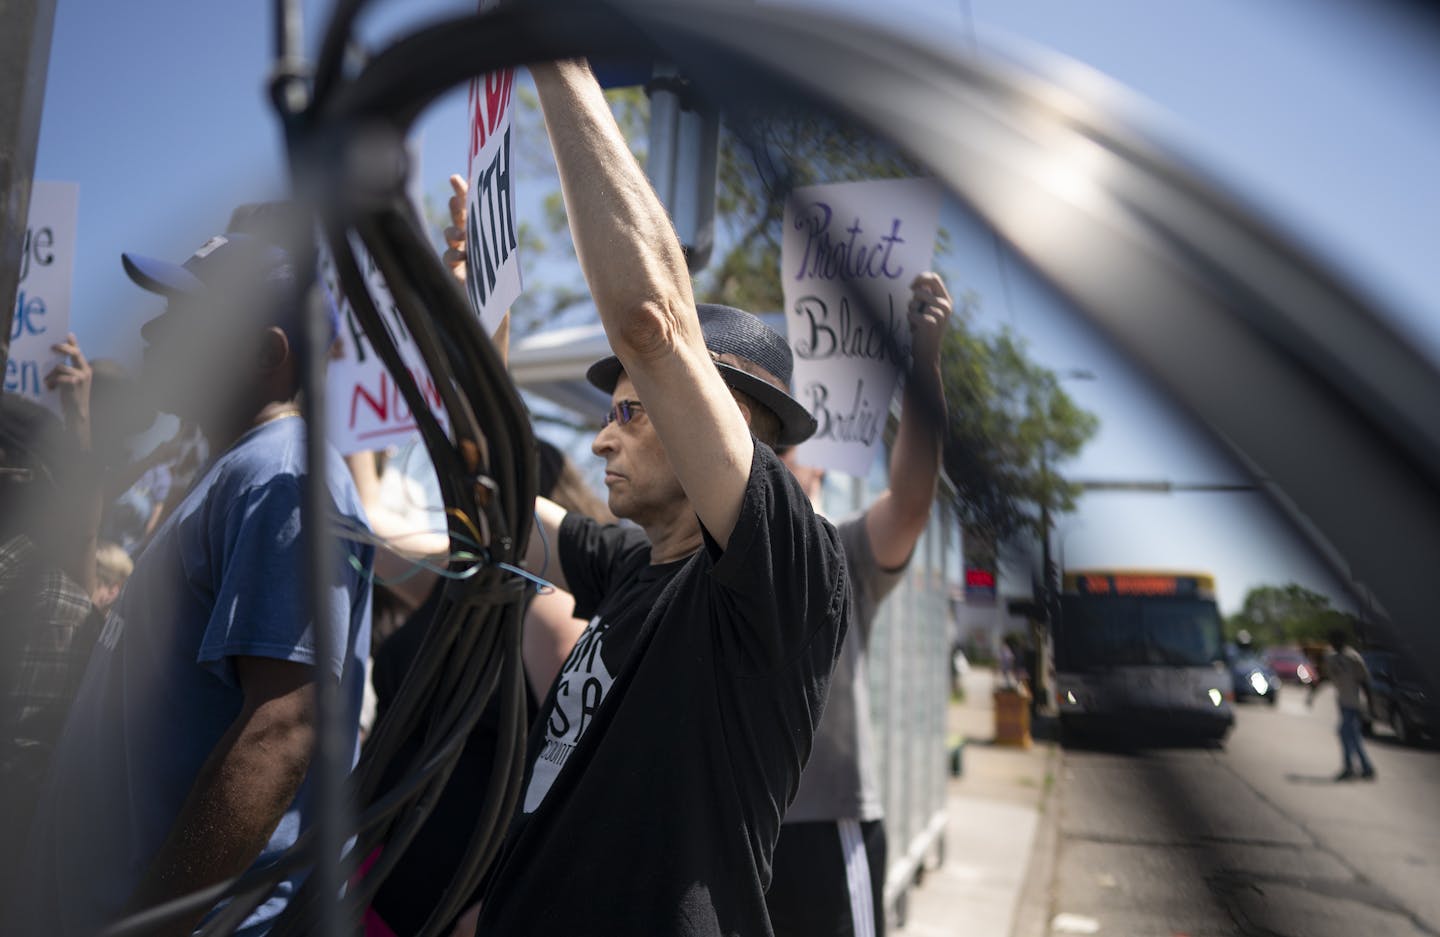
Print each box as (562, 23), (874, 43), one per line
(602, 399), (645, 427)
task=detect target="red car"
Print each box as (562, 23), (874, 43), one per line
(1264, 647), (1316, 685)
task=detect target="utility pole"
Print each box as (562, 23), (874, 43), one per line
(0, 0), (57, 379)
(1033, 368), (1094, 714)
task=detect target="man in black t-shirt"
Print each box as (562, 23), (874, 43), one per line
(471, 60), (849, 937)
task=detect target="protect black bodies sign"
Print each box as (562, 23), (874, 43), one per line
(782, 178), (940, 476)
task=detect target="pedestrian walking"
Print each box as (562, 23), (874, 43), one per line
(1307, 628), (1376, 781)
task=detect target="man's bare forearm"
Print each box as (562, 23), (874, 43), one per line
(864, 360), (944, 571)
(531, 59), (695, 358)
(124, 703), (313, 935)
(891, 359), (945, 515)
(532, 59), (753, 544)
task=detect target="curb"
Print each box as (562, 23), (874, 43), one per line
(1009, 741), (1062, 937)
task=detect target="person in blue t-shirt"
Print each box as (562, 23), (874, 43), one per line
(8, 232), (374, 937)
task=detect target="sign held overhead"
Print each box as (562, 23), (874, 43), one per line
(782, 177), (941, 476)
(8, 182), (79, 412)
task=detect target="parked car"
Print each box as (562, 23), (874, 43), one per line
(1225, 647), (1280, 705)
(1264, 647), (1315, 686)
(1362, 650), (1440, 746)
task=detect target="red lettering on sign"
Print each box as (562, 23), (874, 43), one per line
(468, 69), (515, 172)
(349, 367), (451, 434)
(351, 374), (388, 426)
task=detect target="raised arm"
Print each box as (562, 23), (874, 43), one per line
(44, 332), (101, 595)
(532, 60), (753, 546)
(864, 272), (951, 570)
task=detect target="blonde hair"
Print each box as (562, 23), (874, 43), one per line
(95, 541), (134, 587)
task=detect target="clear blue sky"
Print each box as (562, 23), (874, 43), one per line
(32, 0), (1440, 612)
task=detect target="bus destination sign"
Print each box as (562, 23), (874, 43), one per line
(1075, 574), (1203, 598)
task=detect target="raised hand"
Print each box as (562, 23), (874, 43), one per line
(907, 271), (953, 368)
(443, 173), (468, 286)
(44, 332), (93, 450)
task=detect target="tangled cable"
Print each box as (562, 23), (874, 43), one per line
(98, 3), (542, 936)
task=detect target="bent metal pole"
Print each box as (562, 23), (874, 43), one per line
(0, 0), (58, 381)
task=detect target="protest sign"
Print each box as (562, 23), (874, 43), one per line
(320, 236), (448, 454)
(7, 182), (79, 411)
(464, 36), (521, 333)
(782, 177), (941, 476)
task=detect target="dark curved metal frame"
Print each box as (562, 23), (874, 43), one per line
(98, 0), (1440, 934)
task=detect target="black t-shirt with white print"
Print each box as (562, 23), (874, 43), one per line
(475, 440), (849, 937)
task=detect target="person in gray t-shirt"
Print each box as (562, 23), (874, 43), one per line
(768, 272), (952, 937)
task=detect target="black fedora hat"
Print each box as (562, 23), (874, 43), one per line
(585, 304), (818, 446)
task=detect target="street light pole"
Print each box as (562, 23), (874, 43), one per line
(1057, 520), (1085, 572)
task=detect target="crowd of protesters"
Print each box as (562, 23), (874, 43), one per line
(0, 59), (955, 937)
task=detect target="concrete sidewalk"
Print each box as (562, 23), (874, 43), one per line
(892, 668), (1057, 937)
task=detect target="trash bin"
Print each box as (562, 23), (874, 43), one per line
(993, 684), (1032, 748)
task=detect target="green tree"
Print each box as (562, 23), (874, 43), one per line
(1225, 583), (1353, 648)
(938, 309), (1098, 563)
(697, 110), (926, 312)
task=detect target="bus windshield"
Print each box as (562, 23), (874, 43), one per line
(1057, 595), (1225, 670)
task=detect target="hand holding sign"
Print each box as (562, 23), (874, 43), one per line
(907, 271), (953, 370)
(9, 182), (78, 411)
(444, 174), (469, 286)
(44, 332), (93, 451)
(443, 172), (512, 364)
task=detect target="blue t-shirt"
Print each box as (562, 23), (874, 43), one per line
(12, 417), (374, 936)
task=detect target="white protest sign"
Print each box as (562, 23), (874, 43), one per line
(320, 236), (449, 455)
(463, 50), (521, 333)
(8, 182), (79, 411)
(782, 178), (941, 476)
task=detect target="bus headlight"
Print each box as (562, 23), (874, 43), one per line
(1249, 672), (1269, 695)
(1207, 688), (1223, 707)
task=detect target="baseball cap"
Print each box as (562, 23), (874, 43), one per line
(124, 232), (338, 346)
(123, 232), (293, 299)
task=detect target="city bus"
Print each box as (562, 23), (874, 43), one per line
(1054, 570), (1234, 741)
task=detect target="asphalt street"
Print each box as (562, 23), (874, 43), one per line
(1044, 684), (1440, 937)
